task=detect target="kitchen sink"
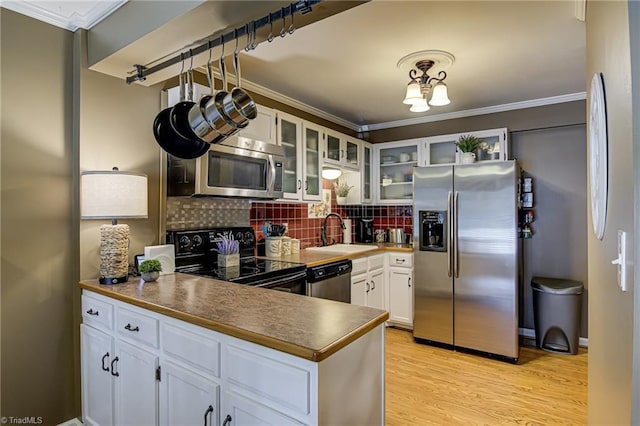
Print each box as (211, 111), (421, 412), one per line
(305, 244), (378, 255)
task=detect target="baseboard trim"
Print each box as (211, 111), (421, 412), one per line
(519, 327), (588, 348)
(57, 418), (82, 426)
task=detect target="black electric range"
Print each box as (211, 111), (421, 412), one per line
(167, 227), (307, 293)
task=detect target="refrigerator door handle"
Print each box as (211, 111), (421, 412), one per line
(454, 191), (459, 278)
(447, 191), (452, 278)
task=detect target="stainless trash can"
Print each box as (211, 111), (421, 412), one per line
(531, 277), (584, 355)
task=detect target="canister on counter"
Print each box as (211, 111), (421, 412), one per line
(291, 239), (300, 254)
(265, 237), (282, 257)
(281, 237), (292, 256)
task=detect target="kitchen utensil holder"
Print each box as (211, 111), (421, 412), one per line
(265, 237), (282, 257)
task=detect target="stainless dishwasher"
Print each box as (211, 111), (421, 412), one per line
(306, 259), (352, 303)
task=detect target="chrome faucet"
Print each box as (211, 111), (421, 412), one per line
(320, 213), (346, 246)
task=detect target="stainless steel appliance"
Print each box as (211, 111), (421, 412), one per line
(355, 218), (374, 243)
(168, 227), (307, 293)
(413, 161), (519, 361)
(167, 137), (285, 198)
(307, 259), (352, 303)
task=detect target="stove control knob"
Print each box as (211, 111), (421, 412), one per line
(192, 235), (203, 248)
(235, 231), (243, 242)
(179, 235), (190, 249)
(244, 231), (255, 245)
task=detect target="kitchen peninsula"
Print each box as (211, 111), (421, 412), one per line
(79, 273), (387, 426)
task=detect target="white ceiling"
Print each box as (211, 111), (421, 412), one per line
(4, 0), (586, 132)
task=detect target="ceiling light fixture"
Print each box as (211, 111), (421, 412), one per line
(397, 50), (455, 113)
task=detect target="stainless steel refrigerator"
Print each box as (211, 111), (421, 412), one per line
(412, 161), (519, 361)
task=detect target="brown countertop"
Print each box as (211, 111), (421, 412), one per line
(80, 273), (388, 362)
(276, 243), (414, 267)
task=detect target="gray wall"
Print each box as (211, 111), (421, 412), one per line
(511, 125), (588, 337)
(0, 9), (76, 422)
(586, 1), (635, 424)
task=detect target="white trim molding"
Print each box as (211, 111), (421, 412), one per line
(57, 418), (83, 426)
(1, 0), (127, 31)
(359, 92), (587, 132)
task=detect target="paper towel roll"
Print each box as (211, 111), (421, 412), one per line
(343, 219), (352, 244)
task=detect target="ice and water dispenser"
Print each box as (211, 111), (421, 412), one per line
(419, 211), (446, 252)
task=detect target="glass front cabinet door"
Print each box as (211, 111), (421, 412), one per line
(276, 112), (302, 200)
(421, 128), (508, 166)
(376, 140), (419, 204)
(302, 122), (322, 201)
(323, 129), (360, 169)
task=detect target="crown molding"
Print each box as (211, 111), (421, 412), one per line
(1, 0), (127, 31)
(238, 79), (360, 132)
(358, 92), (587, 132)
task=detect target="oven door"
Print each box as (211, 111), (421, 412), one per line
(195, 138), (284, 199)
(249, 270), (307, 295)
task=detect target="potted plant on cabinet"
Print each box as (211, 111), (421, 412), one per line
(456, 135), (483, 164)
(333, 180), (353, 205)
(138, 259), (162, 282)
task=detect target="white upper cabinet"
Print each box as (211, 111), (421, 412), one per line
(375, 139), (420, 204)
(421, 127), (508, 167)
(236, 104), (277, 145)
(361, 142), (374, 204)
(277, 111), (322, 202)
(323, 129), (360, 169)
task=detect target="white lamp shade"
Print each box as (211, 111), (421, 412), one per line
(403, 81), (423, 105)
(81, 170), (148, 219)
(409, 97), (430, 112)
(322, 168), (342, 180)
(429, 82), (451, 106)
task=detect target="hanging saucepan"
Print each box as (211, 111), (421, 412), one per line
(220, 39), (257, 127)
(202, 40), (242, 138)
(152, 67), (209, 159)
(187, 45), (227, 144)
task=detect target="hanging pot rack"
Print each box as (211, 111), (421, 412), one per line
(126, 0), (320, 85)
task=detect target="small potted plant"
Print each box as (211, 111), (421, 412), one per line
(216, 233), (240, 267)
(333, 179), (353, 205)
(138, 259), (162, 282)
(456, 135), (483, 164)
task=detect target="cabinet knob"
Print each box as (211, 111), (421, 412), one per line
(408, 277), (412, 288)
(86, 308), (99, 316)
(223, 414), (232, 426)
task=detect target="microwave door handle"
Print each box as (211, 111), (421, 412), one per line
(447, 191), (452, 278)
(266, 155), (276, 192)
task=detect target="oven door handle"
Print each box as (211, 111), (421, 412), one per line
(252, 270), (308, 289)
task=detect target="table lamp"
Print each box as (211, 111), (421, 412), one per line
(81, 167), (148, 284)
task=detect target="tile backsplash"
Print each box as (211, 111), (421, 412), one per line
(166, 195), (413, 248)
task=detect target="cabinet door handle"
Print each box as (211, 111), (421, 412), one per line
(305, 179), (309, 191)
(408, 277), (412, 288)
(366, 282), (370, 293)
(371, 280), (375, 290)
(396, 258), (406, 264)
(101, 352), (110, 372)
(223, 414), (232, 426)
(86, 308), (99, 316)
(297, 179), (302, 190)
(340, 149), (344, 159)
(203, 405), (214, 426)
(110, 356), (119, 377)
(124, 323), (140, 332)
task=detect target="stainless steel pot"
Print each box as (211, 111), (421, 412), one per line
(202, 49), (241, 138)
(187, 55), (225, 143)
(220, 48), (256, 127)
(387, 228), (406, 244)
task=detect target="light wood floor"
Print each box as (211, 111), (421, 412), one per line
(385, 327), (587, 425)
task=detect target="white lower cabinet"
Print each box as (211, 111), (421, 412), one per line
(351, 254), (386, 310)
(81, 290), (384, 426)
(386, 253), (414, 328)
(159, 361), (220, 426)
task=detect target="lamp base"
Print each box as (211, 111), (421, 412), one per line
(99, 276), (128, 285)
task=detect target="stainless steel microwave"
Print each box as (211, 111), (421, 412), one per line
(167, 137), (284, 199)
